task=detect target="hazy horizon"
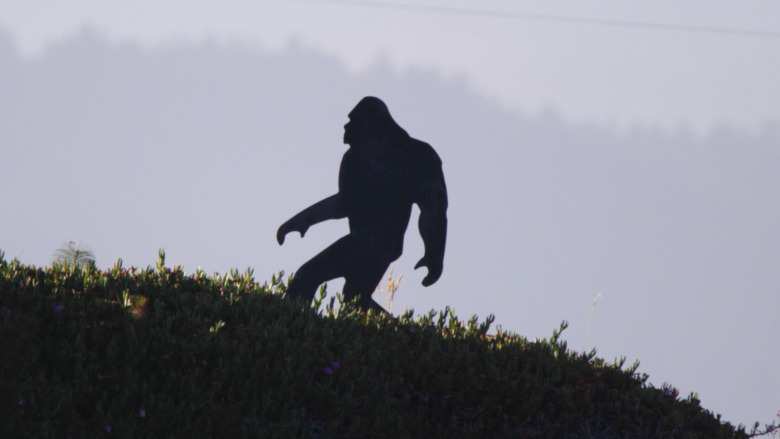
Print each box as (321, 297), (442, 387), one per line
(3, 1), (780, 135)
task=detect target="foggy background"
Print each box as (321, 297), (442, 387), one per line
(1, 0), (778, 428)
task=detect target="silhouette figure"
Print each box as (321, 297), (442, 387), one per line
(277, 97), (448, 312)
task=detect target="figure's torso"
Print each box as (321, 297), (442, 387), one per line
(338, 137), (441, 259)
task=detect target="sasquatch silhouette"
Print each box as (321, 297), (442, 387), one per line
(276, 96), (448, 313)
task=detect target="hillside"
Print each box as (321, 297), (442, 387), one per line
(0, 250), (751, 438)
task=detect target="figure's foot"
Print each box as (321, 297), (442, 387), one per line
(285, 293), (312, 308)
(285, 283), (315, 308)
(361, 297), (389, 315)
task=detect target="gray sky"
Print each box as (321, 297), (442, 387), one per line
(1, 0), (778, 429)
(3, 0), (780, 134)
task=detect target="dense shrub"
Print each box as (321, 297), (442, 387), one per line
(0, 250), (749, 438)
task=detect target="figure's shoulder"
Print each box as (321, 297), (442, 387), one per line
(408, 137), (442, 167)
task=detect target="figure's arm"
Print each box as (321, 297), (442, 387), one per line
(414, 166), (448, 286)
(277, 194), (346, 245)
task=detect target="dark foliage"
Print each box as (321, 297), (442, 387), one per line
(0, 250), (749, 438)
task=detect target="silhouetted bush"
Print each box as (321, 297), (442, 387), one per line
(0, 250), (749, 438)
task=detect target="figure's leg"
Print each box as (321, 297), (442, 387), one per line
(286, 236), (356, 305)
(342, 257), (392, 314)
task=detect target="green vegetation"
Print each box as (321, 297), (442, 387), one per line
(0, 249), (757, 438)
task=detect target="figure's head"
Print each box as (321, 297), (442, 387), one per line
(343, 96), (403, 146)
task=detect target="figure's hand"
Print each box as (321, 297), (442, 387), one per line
(276, 216), (309, 245)
(414, 256), (443, 287)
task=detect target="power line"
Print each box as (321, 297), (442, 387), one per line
(291, 0), (780, 39)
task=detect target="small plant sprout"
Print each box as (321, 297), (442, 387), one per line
(582, 293), (603, 352)
(118, 289), (148, 319)
(209, 320), (226, 334)
(52, 241), (95, 268)
(373, 267), (403, 312)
